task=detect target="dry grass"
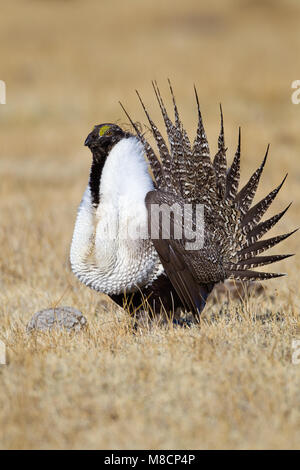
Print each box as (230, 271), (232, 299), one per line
(0, 0), (300, 449)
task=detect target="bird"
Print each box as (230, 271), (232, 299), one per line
(70, 81), (296, 322)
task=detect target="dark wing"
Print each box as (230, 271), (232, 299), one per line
(146, 190), (215, 319)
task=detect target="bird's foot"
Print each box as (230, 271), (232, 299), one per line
(172, 317), (193, 328)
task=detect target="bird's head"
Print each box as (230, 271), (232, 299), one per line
(84, 123), (129, 161)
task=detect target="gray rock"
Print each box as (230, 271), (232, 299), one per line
(27, 306), (87, 333)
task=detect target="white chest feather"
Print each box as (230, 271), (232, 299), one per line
(70, 137), (163, 294)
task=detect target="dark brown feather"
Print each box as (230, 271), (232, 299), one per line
(213, 105), (227, 198)
(246, 202), (292, 244)
(229, 270), (286, 281)
(234, 145), (269, 215)
(226, 128), (241, 200)
(237, 229), (298, 260)
(242, 174), (288, 233)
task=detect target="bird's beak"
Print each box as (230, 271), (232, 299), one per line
(84, 133), (93, 147)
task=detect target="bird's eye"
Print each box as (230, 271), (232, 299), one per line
(99, 125), (111, 137)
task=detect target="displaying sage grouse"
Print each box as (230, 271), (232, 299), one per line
(70, 82), (296, 321)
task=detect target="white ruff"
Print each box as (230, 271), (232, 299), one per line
(70, 137), (163, 294)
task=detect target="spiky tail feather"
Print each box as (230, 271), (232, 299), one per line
(121, 83), (296, 283)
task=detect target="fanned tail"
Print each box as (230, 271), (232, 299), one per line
(121, 83), (296, 286)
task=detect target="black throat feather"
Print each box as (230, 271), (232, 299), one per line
(89, 151), (106, 208)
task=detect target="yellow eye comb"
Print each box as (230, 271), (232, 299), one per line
(98, 125), (111, 137)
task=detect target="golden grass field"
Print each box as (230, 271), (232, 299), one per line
(0, 0), (300, 450)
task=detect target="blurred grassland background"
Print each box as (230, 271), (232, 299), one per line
(0, 0), (300, 450)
